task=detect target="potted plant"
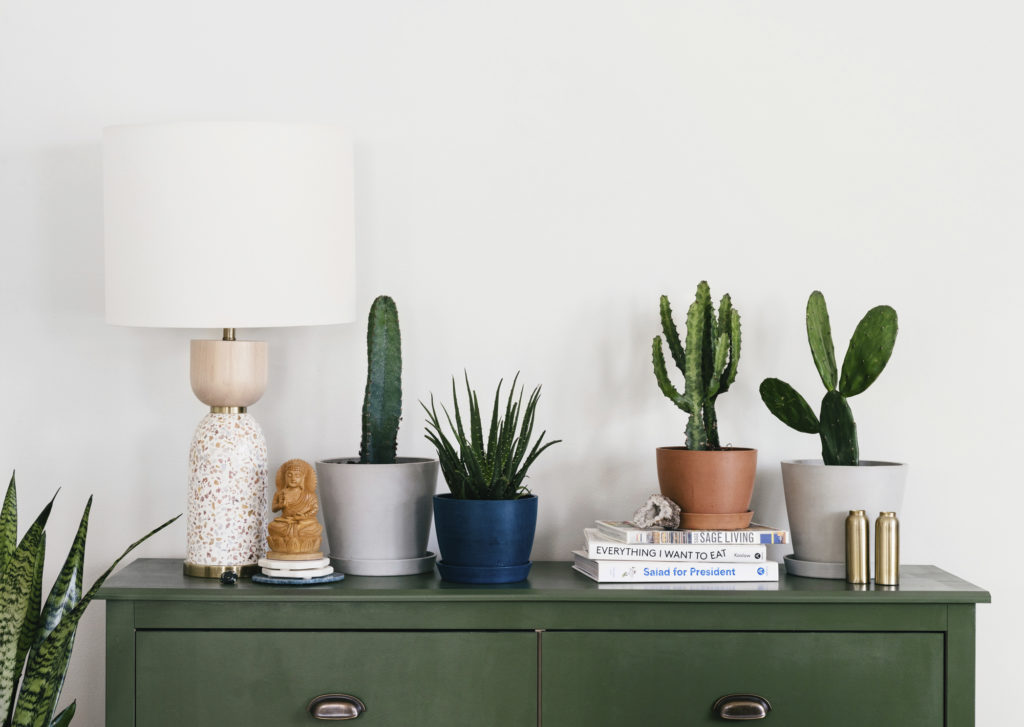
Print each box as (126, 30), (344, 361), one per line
(422, 373), (560, 584)
(317, 295), (440, 576)
(1, 474), (176, 726)
(759, 291), (904, 579)
(652, 281), (754, 529)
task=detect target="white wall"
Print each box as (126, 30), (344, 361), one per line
(2, 1), (1020, 723)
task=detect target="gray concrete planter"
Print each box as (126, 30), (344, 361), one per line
(781, 459), (906, 579)
(316, 457), (439, 576)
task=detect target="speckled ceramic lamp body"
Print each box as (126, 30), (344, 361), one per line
(186, 412), (269, 574)
(182, 338), (270, 578)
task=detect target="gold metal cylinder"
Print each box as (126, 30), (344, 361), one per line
(845, 510), (869, 584)
(183, 561), (258, 579)
(875, 511), (900, 586)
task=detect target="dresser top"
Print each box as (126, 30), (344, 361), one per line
(97, 559), (989, 604)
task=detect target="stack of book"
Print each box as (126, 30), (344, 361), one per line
(572, 520), (788, 584)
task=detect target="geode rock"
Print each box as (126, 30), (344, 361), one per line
(631, 494), (681, 529)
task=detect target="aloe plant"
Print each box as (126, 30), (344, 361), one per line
(652, 281), (741, 450)
(422, 374), (561, 500)
(1, 473), (178, 726)
(358, 295), (402, 464)
(759, 291), (898, 466)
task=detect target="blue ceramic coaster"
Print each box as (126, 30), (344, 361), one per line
(252, 572), (345, 586)
(436, 560), (531, 584)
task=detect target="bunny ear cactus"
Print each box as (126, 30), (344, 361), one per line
(358, 295), (402, 465)
(652, 281), (741, 450)
(760, 291), (898, 466)
(0, 473), (178, 727)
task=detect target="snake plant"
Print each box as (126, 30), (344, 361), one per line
(422, 374), (561, 500)
(1, 473), (178, 727)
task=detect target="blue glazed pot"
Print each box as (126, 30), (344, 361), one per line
(432, 494), (538, 583)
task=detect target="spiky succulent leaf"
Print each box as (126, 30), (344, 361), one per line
(718, 305), (741, 395)
(759, 378), (821, 434)
(806, 291), (838, 391)
(0, 473), (16, 578)
(839, 305), (898, 397)
(652, 338), (691, 413)
(421, 374), (560, 500)
(12, 514), (180, 727)
(658, 296), (686, 375)
(707, 332), (729, 399)
(819, 390), (859, 466)
(359, 295), (402, 464)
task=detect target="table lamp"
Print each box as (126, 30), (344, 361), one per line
(103, 122), (355, 578)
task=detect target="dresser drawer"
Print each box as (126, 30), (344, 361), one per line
(136, 630), (536, 726)
(542, 631), (943, 726)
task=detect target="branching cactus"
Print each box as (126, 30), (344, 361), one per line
(358, 295), (402, 464)
(759, 291), (898, 466)
(652, 281), (741, 450)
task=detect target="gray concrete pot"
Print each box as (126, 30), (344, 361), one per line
(781, 459), (906, 579)
(316, 457), (439, 576)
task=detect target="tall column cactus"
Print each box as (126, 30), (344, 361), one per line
(759, 291), (898, 466)
(652, 281), (741, 450)
(358, 295), (402, 464)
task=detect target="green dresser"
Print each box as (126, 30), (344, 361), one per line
(98, 559), (988, 726)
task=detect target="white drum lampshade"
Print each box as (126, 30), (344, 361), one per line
(103, 122), (356, 578)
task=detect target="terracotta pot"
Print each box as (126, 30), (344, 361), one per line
(656, 447), (757, 514)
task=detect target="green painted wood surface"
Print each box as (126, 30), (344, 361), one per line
(129, 599), (949, 632)
(105, 601), (135, 727)
(947, 604), (977, 726)
(97, 559), (989, 604)
(542, 631), (944, 726)
(135, 631), (536, 727)
(97, 560), (988, 727)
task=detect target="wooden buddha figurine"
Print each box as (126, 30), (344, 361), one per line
(267, 459), (323, 559)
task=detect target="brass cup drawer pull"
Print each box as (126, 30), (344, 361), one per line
(308, 694), (366, 720)
(713, 694), (772, 720)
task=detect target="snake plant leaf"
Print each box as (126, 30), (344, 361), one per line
(1, 473), (16, 578)
(48, 702), (74, 727)
(35, 498), (90, 647)
(0, 496), (52, 723)
(759, 378), (821, 434)
(839, 305), (898, 397)
(12, 514), (180, 727)
(806, 291), (838, 391)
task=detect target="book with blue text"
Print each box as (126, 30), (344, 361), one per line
(572, 551), (780, 583)
(595, 520), (788, 545)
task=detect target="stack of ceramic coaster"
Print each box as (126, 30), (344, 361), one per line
(252, 553), (345, 585)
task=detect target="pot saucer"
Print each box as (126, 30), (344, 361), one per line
(784, 554), (845, 580)
(436, 560), (532, 584)
(678, 510), (753, 530)
(329, 551), (436, 576)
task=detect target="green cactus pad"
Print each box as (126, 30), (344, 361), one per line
(759, 378), (820, 434)
(819, 390), (859, 465)
(806, 290), (838, 391)
(839, 305), (898, 397)
(359, 295), (402, 464)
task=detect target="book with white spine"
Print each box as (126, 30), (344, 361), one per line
(595, 520), (788, 545)
(582, 528), (766, 563)
(572, 551), (780, 583)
